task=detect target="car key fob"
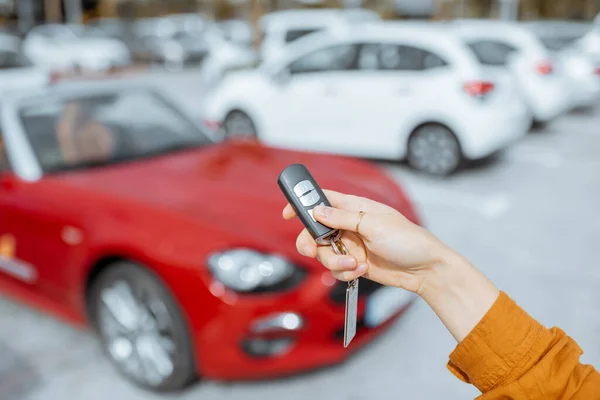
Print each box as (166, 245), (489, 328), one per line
(277, 163), (340, 245)
(278, 163), (359, 348)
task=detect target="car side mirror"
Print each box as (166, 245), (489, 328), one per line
(272, 67), (291, 86)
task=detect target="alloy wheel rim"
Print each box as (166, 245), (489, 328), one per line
(410, 127), (459, 175)
(98, 280), (176, 387)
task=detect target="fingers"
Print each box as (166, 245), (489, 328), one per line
(312, 205), (375, 236)
(316, 247), (369, 281)
(296, 229), (317, 258)
(282, 189), (393, 220)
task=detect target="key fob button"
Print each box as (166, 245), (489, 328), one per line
(307, 202), (325, 221)
(293, 180), (315, 197)
(300, 190), (321, 206)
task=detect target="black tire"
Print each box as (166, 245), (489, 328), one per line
(223, 110), (258, 138)
(407, 124), (462, 176)
(88, 261), (196, 392)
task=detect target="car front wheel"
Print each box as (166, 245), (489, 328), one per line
(223, 110), (257, 138)
(407, 124), (462, 176)
(89, 262), (196, 392)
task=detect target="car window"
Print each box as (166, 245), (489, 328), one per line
(539, 35), (582, 51)
(18, 90), (213, 174)
(0, 52), (33, 69)
(284, 29), (319, 43)
(289, 44), (358, 74)
(35, 25), (73, 40)
(358, 43), (448, 71)
(467, 40), (518, 66)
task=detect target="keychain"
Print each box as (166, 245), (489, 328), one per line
(278, 163), (359, 347)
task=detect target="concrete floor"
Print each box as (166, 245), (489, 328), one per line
(1, 70), (599, 400)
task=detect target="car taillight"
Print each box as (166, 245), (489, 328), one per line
(594, 67), (600, 76)
(536, 60), (554, 75)
(49, 71), (62, 84)
(203, 120), (222, 131)
(463, 81), (495, 98)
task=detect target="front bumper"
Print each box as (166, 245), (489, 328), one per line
(195, 274), (415, 380)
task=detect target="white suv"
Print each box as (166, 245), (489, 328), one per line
(203, 23), (530, 176)
(450, 20), (574, 124)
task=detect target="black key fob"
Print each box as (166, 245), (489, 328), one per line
(278, 164), (340, 245)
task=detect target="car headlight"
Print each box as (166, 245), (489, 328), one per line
(207, 249), (303, 293)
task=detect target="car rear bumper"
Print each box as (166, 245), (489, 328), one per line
(195, 276), (416, 380)
(570, 78), (600, 108)
(459, 102), (530, 160)
(528, 79), (573, 122)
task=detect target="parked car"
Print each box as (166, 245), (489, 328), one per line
(575, 16), (600, 71)
(0, 80), (418, 391)
(203, 23), (530, 176)
(0, 29), (21, 50)
(22, 23), (131, 72)
(130, 14), (228, 71)
(259, 8), (381, 60)
(216, 19), (254, 47)
(0, 50), (50, 95)
(451, 19), (574, 124)
(521, 21), (600, 108)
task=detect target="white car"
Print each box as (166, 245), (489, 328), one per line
(0, 50), (50, 96)
(217, 19), (254, 47)
(451, 20), (574, 124)
(22, 24), (131, 72)
(203, 24), (530, 176)
(521, 21), (600, 108)
(576, 14), (600, 60)
(199, 26), (259, 90)
(259, 8), (381, 60)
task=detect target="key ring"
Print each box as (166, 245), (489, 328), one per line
(330, 234), (348, 255)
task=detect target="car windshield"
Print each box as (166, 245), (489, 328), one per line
(18, 89), (213, 174)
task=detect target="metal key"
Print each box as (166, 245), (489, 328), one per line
(278, 163), (359, 347)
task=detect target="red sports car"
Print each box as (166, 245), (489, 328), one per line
(0, 81), (420, 392)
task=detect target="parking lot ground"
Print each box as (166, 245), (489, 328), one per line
(1, 71), (599, 399)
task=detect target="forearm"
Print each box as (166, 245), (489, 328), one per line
(418, 250), (500, 343)
(419, 250), (600, 398)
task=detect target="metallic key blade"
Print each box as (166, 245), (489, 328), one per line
(344, 278), (359, 347)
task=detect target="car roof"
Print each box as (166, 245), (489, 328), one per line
(263, 22), (480, 73)
(1, 80), (157, 107)
(260, 8), (375, 29)
(449, 19), (548, 54)
(520, 20), (591, 37)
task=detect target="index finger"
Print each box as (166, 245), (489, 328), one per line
(282, 189), (393, 220)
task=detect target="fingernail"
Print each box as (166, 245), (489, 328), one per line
(356, 263), (368, 274)
(313, 205), (333, 218)
(340, 256), (356, 268)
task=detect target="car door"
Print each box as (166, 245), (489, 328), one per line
(334, 42), (451, 159)
(0, 115), (80, 304)
(262, 42), (361, 153)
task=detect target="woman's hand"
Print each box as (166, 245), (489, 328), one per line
(282, 189), (458, 294)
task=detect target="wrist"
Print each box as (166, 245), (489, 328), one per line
(417, 248), (500, 342)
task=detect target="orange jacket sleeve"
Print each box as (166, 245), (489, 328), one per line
(447, 292), (600, 399)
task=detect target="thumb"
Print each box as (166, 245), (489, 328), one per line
(312, 205), (374, 236)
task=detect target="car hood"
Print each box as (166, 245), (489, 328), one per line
(52, 141), (414, 246)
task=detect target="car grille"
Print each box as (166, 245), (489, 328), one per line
(329, 278), (382, 304)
